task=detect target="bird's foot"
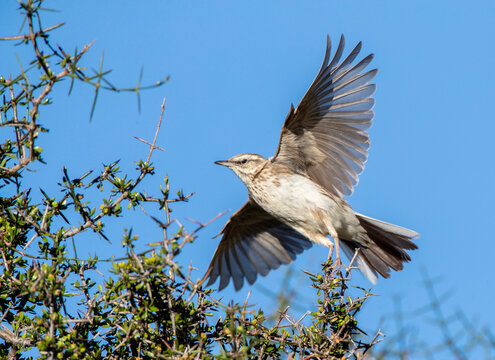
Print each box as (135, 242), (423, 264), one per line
(326, 243), (334, 263)
(334, 237), (344, 277)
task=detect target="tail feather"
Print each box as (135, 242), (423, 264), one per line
(341, 242), (378, 284)
(356, 212), (419, 248)
(342, 213), (419, 282)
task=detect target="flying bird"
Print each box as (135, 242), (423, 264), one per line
(205, 35), (419, 291)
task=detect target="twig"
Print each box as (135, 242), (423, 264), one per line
(0, 22), (65, 41)
(133, 137), (165, 152)
(146, 98), (166, 164)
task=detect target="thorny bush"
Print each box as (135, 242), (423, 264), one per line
(0, 1), (381, 359)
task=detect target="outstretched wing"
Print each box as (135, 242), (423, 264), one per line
(204, 201), (312, 291)
(273, 35), (377, 198)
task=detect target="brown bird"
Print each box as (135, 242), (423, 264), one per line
(205, 35), (419, 291)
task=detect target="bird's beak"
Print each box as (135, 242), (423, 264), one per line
(214, 160), (230, 167)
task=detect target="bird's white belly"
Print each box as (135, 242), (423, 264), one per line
(250, 174), (360, 241)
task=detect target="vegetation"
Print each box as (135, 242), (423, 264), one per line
(1, 1), (493, 359)
(0, 1), (379, 358)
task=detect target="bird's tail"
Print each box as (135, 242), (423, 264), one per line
(341, 213), (419, 284)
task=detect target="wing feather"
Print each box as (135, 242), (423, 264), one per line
(205, 201), (313, 291)
(233, 242), (258, 284)
(236, 238), (271, 276)
(273, 35), (377, 197)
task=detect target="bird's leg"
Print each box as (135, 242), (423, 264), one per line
(334, 236), (341, 267)
(326, 242), (334, 262)
(322, 217), (342, 267)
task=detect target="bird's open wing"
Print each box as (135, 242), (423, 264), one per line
(204, 201), (312, 291)
(272, 35), (377, 198)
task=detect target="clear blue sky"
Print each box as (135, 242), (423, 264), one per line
(2, 0), (495, 356)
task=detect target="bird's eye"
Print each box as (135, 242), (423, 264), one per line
(240, 159), (247, 164)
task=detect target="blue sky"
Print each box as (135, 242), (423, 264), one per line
(2, 0), (495, 356)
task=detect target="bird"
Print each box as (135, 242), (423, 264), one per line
(204, 35), (419, 291)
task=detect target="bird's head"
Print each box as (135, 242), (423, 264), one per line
(215, 153), (268, 185)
